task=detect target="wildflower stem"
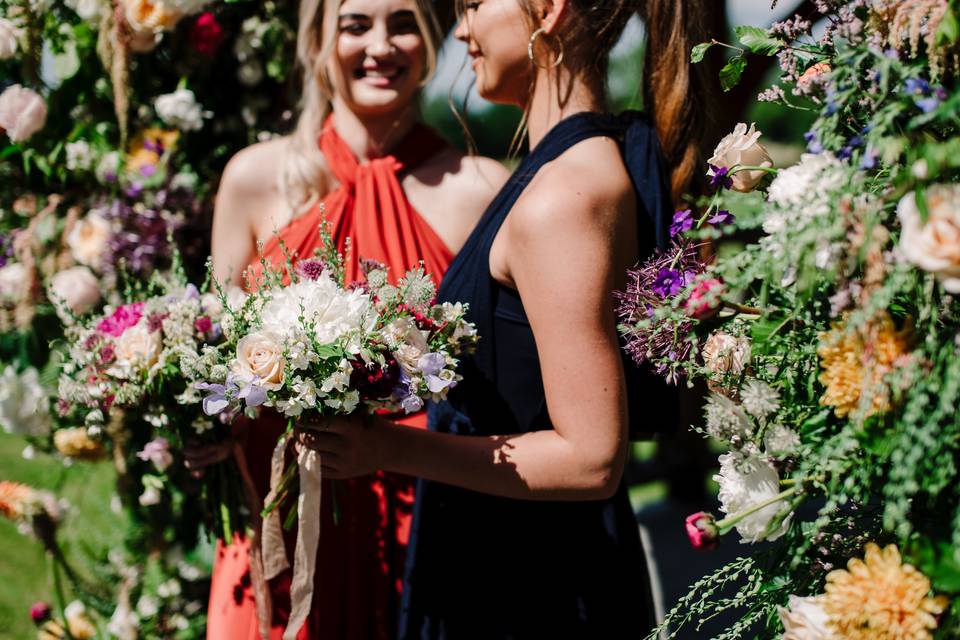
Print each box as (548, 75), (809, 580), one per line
(715, 486), (799, 534)
(723, 300), (764, 315)
(731, 164), (779, 176)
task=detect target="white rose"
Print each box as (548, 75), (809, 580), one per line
(715, 452), (792, 543)
(66, 0), (104, 20)
(708, 122), (773, 192)
(0, 366), (52, 437)
(0, 85), (48, 143)
(234, 331), (285, 390)
(0, 262), (28, 303)
(897, 184), (960, 293)
(778, 595), (835, 640)
(154, 88), (205, 131)
(701, 332), (751, 376)
(50, 266), (101, 316)
(0, 18), (22, 60)
(67, 210), (111, 270)
(108, 322), (163, 379)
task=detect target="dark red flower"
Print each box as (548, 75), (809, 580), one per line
(190, 12), (224, 57)
(195, 316), (213, 334)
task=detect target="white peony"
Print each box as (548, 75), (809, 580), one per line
(50, 266), (102, 316)
(67, 210), (112, 270)
(259, 275), (371, 344)
(715, 451), (792, 543)
(0, 366), (52, 437)
(65, 140), (95, 171)
(154, 88), (205, 131)
(0, 262), (28, 303)
(107, 322), (163, 380)
(708, 122), (773, 192)
(0, 18), (22, 60)
(0, 84), (48, 143)
(897, 184), (960, 293)
(778, 595), (835, 639)
(767, 153), (844, 208)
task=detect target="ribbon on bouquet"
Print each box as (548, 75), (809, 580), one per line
(260, 432), (324, 640)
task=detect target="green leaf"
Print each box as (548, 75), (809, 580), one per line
(719, 56), (747, 92)
(690, 41), (714, 64)
(735, 25), (785, 56)
(936, 3), (960, 46)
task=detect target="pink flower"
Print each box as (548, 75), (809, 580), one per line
(30, 601), (52, 624)
(194, 315), (212, 334)
(190, 12), (224, 56)
(0, 85), (47, 143)
(96, 302), (145, 337)
(685, 278), (725, 320)
(685, 511), (719, 550)
(136, 437), (173, 472)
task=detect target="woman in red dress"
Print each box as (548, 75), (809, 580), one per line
(184, 0), (507, 637)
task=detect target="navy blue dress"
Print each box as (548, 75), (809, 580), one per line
(399, 112), (675, 639)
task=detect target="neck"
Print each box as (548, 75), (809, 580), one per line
(329, 100), (418, 160)
(525, 67), (605, 149)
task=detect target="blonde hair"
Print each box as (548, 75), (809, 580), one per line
(282, 0), (444, 216)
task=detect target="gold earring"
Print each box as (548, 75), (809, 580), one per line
(527, 27), (564, 69)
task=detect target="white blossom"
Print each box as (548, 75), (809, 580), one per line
(0, 366), (52, 437)
(704, 393), (753, 443)
(154, 88), (206, 131)
(764, 424), (801, 455)
(65, 140), (95, 171)
(715, 451), (792, 543)
(740, 379), (781, 421)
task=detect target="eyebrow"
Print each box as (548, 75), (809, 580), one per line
(338, 10), (417, 21)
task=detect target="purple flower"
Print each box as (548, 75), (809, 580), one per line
(197, 382), (230, 416)
(417, 353), (446, 377)
(707, 165), (733, 191)
(707, 209), (735, 227)
(236, 379), (267, 408)
(837, 146), (853, 161)
(296, 259), (327, 281)
(652, 268), (685, 298)
(859, 148), (878, 170)
(916, 96), (941, 113)
(669, 209), (694, 237)
(904, 77), (930, 96)
(140, 163), (158, 178)
(804, 131), (823, 154)
(401, 393), (424, 413)
(136, 437), (173, 471)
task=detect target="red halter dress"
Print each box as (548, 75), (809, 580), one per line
(206, 117), (452, 640)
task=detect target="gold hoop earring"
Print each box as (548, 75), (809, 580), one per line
(527, 27), (564, 69)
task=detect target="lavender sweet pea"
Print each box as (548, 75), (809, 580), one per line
(418, 352), (456, 394)
(670, 209), (694, 237)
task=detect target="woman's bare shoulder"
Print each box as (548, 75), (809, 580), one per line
(218, 136), (289, 200)
(414, 148), (509, 213)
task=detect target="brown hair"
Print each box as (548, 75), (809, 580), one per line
(282, 0), (444, 214)
(500, 0), (709, 204)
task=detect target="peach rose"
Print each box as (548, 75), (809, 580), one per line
(49, 266), (101, 316)
(67, 211), (111, 270)
(107, 322), (163, 379)
(0, 85), (48, 143)
(898, 184), (960, 293)
(708, 123), (773, 193)
(702, 331), (751, 376)
(234, 331), (285, 390)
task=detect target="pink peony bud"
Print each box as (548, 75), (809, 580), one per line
(685, 511), (719, 550)
(685, 278), (725, 320)
(190, 12), (224, 57)
(30, 601), (52, 624)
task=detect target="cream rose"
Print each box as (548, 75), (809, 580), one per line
(897, 184), (960, 293)
(0, 263), (28, 303)
(702, 332), (751, 376)
(50, 266), (101, 315)
(778, 595), (835, 640)
(234, 331), (285, 390)
(123, 0), (184, 33)
(0, 85), (48, 143)
(108, 322), (163, 379)
(708, 122), (773, 192)
(67, 210), (111, 270)
(0, 18), (21, 60)
(384, 317), (429, 374)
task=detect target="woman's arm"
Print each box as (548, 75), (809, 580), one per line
(311, 151), (639, 501)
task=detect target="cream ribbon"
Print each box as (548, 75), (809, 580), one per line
(259, 433), (323, 640)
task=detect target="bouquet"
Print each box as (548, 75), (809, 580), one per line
(189, 233), (477, 639)
(56, 259), (245, 541)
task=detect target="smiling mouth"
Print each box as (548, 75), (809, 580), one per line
(354, 66), (406, 86)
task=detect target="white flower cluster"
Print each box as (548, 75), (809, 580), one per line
(154, 89), (207, 132)
(0, 365), (52, 437)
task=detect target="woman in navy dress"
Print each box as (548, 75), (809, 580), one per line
(301, 0), (709, 636)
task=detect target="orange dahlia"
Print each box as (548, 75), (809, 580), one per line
(0, 481), (33, 520)
(818, 312), (911, 418)
(823, 543), (948, 639)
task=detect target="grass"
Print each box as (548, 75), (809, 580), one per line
(0, 433), (123, 638)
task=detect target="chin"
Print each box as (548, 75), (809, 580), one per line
(348, 90), (415, 117)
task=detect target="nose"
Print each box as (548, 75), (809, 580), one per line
(453, 15), (469, 43)
(366, 24), (394, 58)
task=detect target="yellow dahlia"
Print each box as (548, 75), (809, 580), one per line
(0, 480), (33, 520)
(818, 312), (910, 418)
(823, 543), (948, 639)
(53, 427), (105, 461)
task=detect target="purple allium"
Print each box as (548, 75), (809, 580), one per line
(707, 165), (733, 192)
(707, 209), (735, 227)
(615, 241), (704, 382)
(296, 259), (327, 281)
(669, 209), (694, 237)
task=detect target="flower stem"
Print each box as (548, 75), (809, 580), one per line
(731, 164), (779, 176)
(723, 300), (764, 315)
(715, 486), (799, 533)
